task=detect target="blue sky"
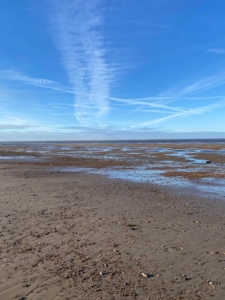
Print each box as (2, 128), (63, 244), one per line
(1, 0), (225, 141)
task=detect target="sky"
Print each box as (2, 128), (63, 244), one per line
(1, 0), (225, 141)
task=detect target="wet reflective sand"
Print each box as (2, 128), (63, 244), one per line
(0, 142), (225, 199)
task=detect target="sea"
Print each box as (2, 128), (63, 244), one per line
(1, 138), (225, 146)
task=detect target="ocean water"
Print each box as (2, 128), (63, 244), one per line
(1, 138), (225, 146)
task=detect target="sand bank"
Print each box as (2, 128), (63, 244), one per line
(1, 162), (225, 299)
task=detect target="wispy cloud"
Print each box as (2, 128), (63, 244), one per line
(134, 21), (171, 29)
(0, 70), (73, 94)
(110, 72), (225, 129)
(0, 124), (39, 130)
(208, 48), (225, 54)
(110, 97), (187, 112)
(125, 109), (173, 115)
(51, 0), (114, 125)
(132, 98), (225, 128)
(149, 23), (171, 29)
(159, 73), (225, 97)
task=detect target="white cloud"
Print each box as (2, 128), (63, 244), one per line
(0, 70), (73, 94)
(159, 73), (225, 97)
(208, 48), (225, 54)
(0, 124), (39, 130)
(1, 70), (54, 86)
(132, 98), (225, 128)
(51, 0), (114, 126)
(110, 96), (187, 112)
(126, 109), (172, 115)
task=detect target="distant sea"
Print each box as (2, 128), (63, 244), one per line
(1, 139), (225, 146)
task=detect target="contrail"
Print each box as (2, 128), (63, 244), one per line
(51, 0), (113, 125)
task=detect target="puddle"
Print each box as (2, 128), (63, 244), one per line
(193, 148), (225, 154)
(101, 147), (114, 152)
(166, 153), (210, 164)
(197, 178), (225, 197)
(128, 152), (141, 155)
(59, 147), (74, 150)
(147, 147), (172, 153)
(53, 165), (225, 199)
(121, 147), (130, 151)
(2, 141), (225, 199)
(0, 156), (40, 161)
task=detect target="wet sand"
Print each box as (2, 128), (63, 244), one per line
(1, 161), (225, 299)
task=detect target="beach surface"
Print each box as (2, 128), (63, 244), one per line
(1, 158), (225, 300)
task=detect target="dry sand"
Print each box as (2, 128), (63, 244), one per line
(1, 162), (225, 299)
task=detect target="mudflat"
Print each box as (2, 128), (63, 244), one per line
(1, 161), (225, 300)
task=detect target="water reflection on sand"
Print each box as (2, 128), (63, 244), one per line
(0, 142), (225, 199)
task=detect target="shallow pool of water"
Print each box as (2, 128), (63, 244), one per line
(53, 165), (225, 199)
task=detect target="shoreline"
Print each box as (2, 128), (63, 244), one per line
(0, 141), (225, 201)
(1, 162), (225, 299)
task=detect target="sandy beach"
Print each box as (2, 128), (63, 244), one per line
(1, 156), (225, 299)
(1, 0), (225, 297)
